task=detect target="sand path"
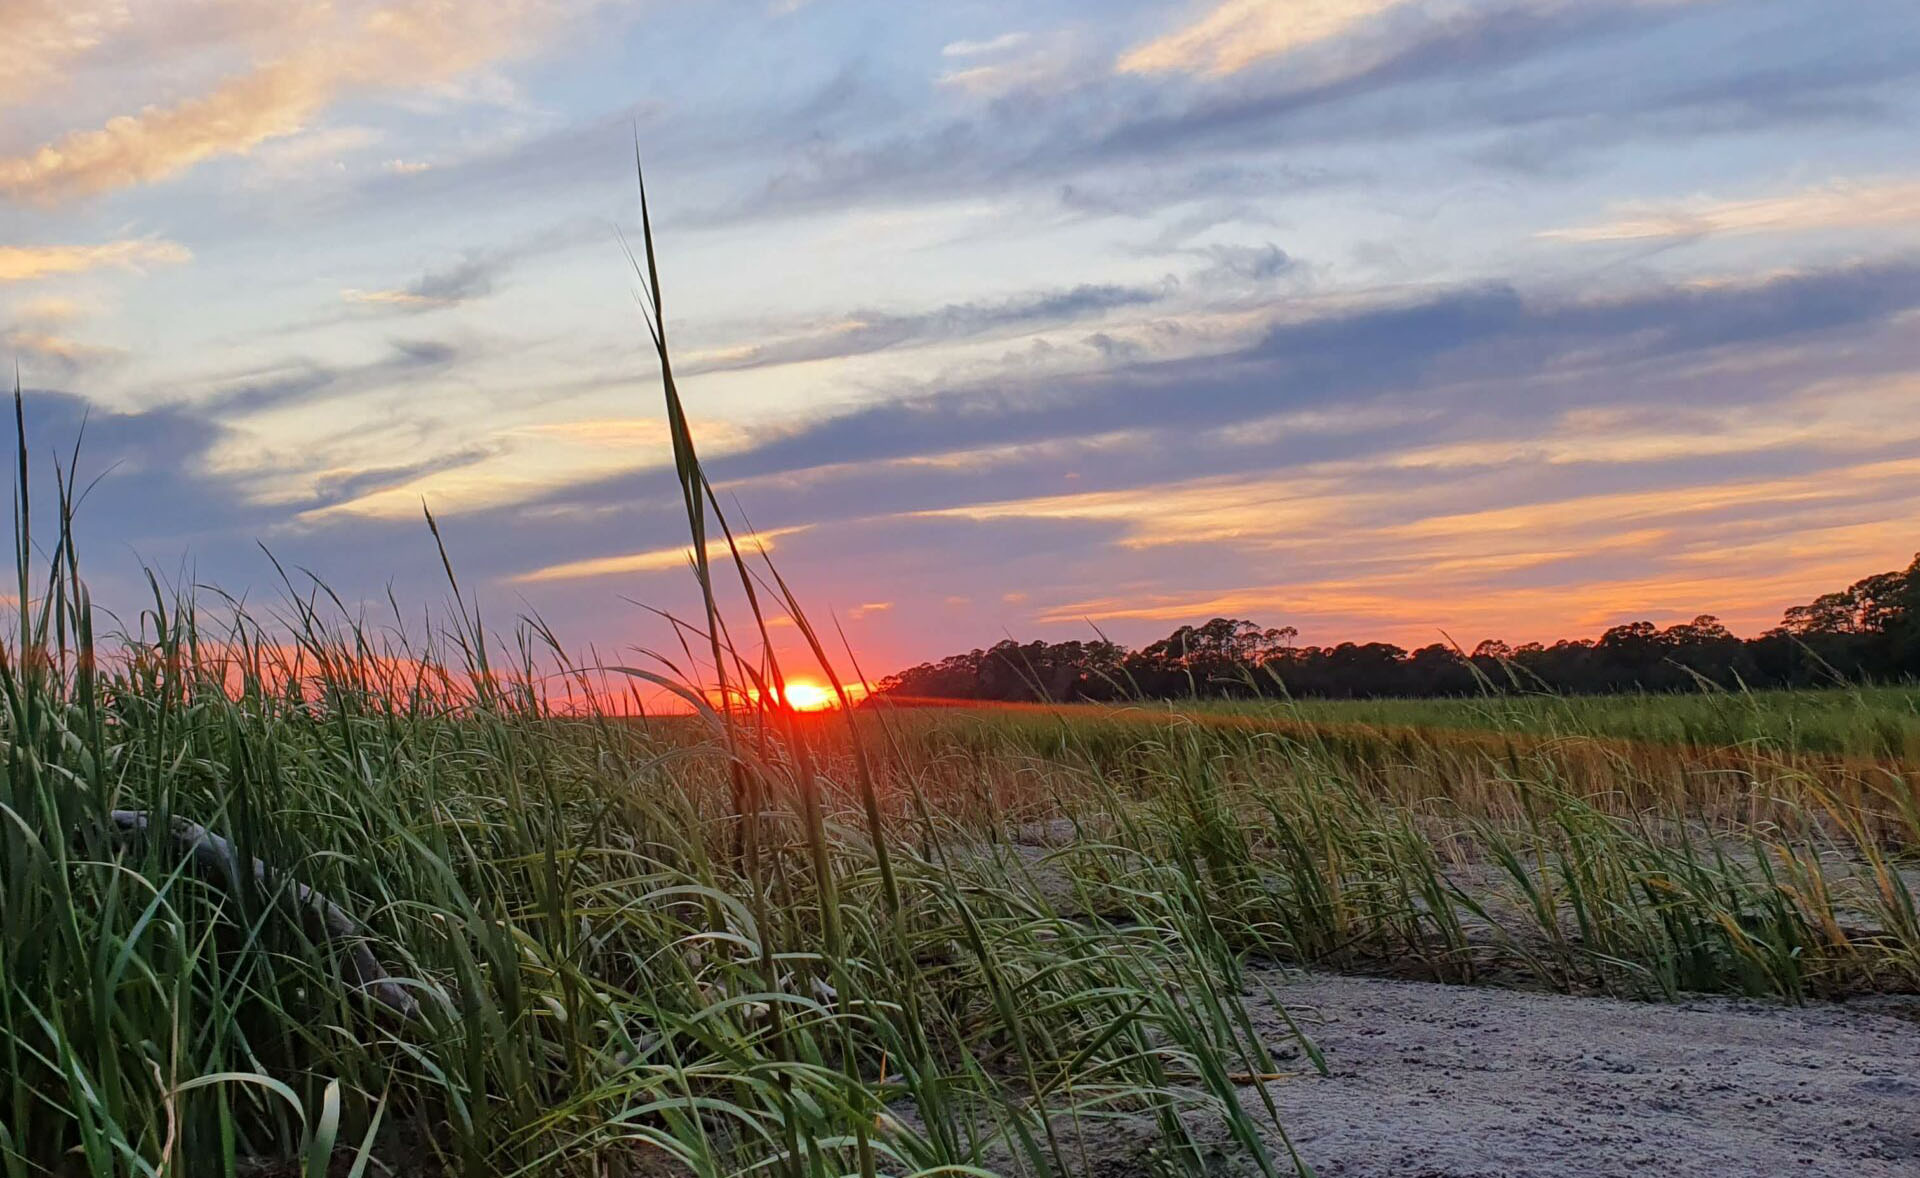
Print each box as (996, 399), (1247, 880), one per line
(1237, 973), (1920, 1178)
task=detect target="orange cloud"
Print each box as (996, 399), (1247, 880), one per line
(341, 288), (452, 309)
(288, 416), (746, 523)
(0, 0), (574, 203)
(1028, 455), (1920, 644)
(511, 526), (812, 585)
(0, 0), (132, 110)
(1118, 0), (1710, 79)
(1119, 0), (1408, 77)
(1543, 177), (1920, 242)
(1, 61), (334, 201)
(10, 295), (88, 323)
(0, 239), (190, 282)
(0, 327), (121, 366)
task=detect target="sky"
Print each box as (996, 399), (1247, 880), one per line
(5, 0), (1920, 680)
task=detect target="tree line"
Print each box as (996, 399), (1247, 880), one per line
(874, 553), (1920, 702)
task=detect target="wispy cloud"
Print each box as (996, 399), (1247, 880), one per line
(0, 238), (189, 282)
(1, 291), (118, 377)
(344, 254), (498, 312)
(511, 526), (810, 584)
(0, 0), (131, 109)
(942, 32), (1030, 59)
(8, 295), (86, 324)
(0, 327), (122, 375)
(707, 261), (1920, 483)
(339, 220), (601, 316)
(2, 59), (338, 202)
(296, 415), (752, 522)
(1026, 453), (1920, 643)
(1116, 0), (1712, 79)
(0, 0), (576, 203)
(714, 0), (1811, 226)
(1118, 0), (1411, 77)
(1544, 177), (1920, 242)
(199, 337), (465, 416)
(680, 279), (1177, 375)
(935, 29), (1086, 97)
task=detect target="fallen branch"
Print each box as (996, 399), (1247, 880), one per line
(107, 810), (422, 1021)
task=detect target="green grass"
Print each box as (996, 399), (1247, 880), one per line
(0, 187), (1303, 1177)
(5, 569), (1919, 1173)
(1, 566), (1312, 1175)
(877, 702), (1920, 997)
(1177, 686), (1920, 760)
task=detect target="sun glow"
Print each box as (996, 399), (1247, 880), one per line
(779, 680), (839, 711)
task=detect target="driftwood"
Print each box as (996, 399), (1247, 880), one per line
(107, 810), (422, 1020)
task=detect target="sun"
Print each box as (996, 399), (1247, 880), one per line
(780, 680), (838, 712)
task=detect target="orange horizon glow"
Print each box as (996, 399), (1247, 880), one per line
(776, 679), (844, 711)
(709, 677), (866, 714)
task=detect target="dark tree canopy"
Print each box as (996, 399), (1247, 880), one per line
(874, 553), (1920, 702)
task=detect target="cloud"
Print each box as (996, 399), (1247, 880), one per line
(1115, 0), (1718, 80)
(6, 385), (270, 557)
(341, 255), (1920, 665)
(936, 29), (1092, 97)
(200, 337), (466, 416)
(304, 445), (497, 509)
(1190, 242), (1296, 286)
(943, 33), (1031, 59)
(9, 295), (87, 324)
(2, 290), (120, 378)
(337, 218), (602, 317)
(0, 0), (577, 203)
(0, 58), (338, 202)
(0, 239), (190, 282)
(680, 279), (1178, 375)
(1, 328), (122, 377)
(16, 247), (1918, 676)
(1119, 0), (1412, 77)
(704, 261), (1920, 482)
(344, 254), (499, 311)
(847, 601), (892, 620)
(295, 414), (750, 523)
(710, 0), (1890, 228)
(511, 526), (810, 584)
(1022, 452), (1920, 644)
(0, 0), (131, 109)
(1543, 176), (1920, 242)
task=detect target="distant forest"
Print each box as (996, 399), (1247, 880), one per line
(875, 553), (1920, 701)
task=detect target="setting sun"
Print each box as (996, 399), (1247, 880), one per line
(780, 680), (838, 711)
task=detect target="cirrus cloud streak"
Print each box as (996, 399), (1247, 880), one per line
(0, 238), (189, 282)
(1544, 176), (1920, 242)
(0, 0), (586, 204)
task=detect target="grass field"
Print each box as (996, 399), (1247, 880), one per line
(6, 580), (1918, 1175)
(5, 201), (1917, 1176)
(1189, 687), (1920, 760)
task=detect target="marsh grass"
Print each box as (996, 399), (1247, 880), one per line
(0, 180), (1299, 1176)
(1182, 688), (1920, 761)
(0, 443), (1307, 1177)
(888, 706), (1920, 1002)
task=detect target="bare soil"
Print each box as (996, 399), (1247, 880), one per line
(1236, 971), (1920, 1178)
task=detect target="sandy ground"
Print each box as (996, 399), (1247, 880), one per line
(953, 828), (1920, 1176)
(1237, 972), (1920, 1178)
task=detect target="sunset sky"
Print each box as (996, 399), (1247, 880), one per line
(6, 0), (1920, 675)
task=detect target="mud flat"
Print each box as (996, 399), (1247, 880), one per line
(1242, 972), (1920, 1178)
